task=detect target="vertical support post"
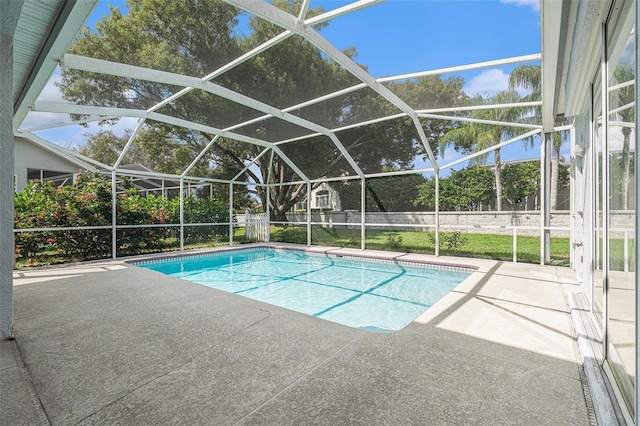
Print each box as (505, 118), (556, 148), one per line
(569, 125), (576, 270)
(435, 172), (440, 257)
(589, 81), (598, 311)
(513, 227), (517, 263)
(306, 182), (311, 246)
(624, 231), (629, 273)
(266, 150), (274, 243)
(634, 4), (640, 419)
(265, 184), (271, 243)
(540, 133), (547, 265)
(0, 2), (22, 339)
(360, 178), (366, 250)
(229, 183), (233, 246)
(601, 22), (610, 360)
(111, 171), (117, 259)
(542, 132), (552, 264)
(179, 178), (184, 252)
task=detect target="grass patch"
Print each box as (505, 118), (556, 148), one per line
(277, 226), (572, 265)
(15, 225), (575, 268)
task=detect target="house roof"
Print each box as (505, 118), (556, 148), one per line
(15, 132), (98, 172)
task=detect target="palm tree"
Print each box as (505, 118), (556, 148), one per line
(611, 65), (635, 210)
(440, 90), (532, 211)
(509, 65), (568, 210)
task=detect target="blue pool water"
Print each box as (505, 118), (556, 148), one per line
(138, 248), (472, 332)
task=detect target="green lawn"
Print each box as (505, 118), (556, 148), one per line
(17, 225), (636, 270)
(14, 225), (575, 268)
(264, 226), (571, 265)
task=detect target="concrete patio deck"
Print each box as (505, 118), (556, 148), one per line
(3, 245), (594, 425)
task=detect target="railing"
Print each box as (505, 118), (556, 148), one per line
(295, 220), (572, 265)
(17, 217), (611, 268)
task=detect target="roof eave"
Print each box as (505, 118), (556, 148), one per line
(13, 0), (98, 131)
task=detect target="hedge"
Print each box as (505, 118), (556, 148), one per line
(14, 172), (229, 265)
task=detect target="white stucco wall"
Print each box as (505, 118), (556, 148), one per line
(13, 137), (86, 191)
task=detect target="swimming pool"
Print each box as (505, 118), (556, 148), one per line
(137, 248), (473, 332)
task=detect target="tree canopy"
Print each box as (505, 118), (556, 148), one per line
(414, 166), (494, 211)
(439, 90), (535, 211)
(58, 0), (467, 221)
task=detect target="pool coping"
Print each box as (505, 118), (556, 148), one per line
(124, 242), (479, 273)
(8, 246), (594, 425)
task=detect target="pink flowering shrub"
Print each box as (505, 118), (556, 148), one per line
(14, 173), (228, 264)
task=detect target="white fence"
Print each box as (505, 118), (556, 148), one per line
(244, 212), (268, 242)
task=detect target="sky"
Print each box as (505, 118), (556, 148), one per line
(23, 0), (542, 167)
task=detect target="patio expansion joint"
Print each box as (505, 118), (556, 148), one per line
(12, 339), (51, 426)
(232, 334), (364, 425)
(71, 310), (274, 425)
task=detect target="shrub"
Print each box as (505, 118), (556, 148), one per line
(14, 173), (230, 265)
(385, 232), (404, 249)
(180, 196), (230, 244)
(428, 231), (468, 250)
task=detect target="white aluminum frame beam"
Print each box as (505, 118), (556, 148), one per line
(270, 54), (540, 130)
(151, 30), (294, 114)
(418, 101), (542, 115)
(110, 165), (234, 184)
(305, 0), (384, 26)
(33, 101), (310, 182)
(377, 53), (541, 83)
(418, 113), (543, 130)
(231, 147), (270, 182)
(19, 114), (120, 132)
(114, 118), (145, 168)
(298, 0), (311, 21)
(227, 0), (441, 172)
(182, 135), (220, 177)
(440, 129), (542, 170)
(61, 54), (364, 178)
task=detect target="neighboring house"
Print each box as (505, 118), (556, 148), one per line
(13, 133), (96, 192)
(294, 182), (342, 211)
(14, 135), (207, 199)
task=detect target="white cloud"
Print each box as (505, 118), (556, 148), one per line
(26, 116), (139, 151)
(36, 73), (65, 102)
(20, 112), (70, 130)
(463, 69), (510, 96)
(500, 0), (540, 11)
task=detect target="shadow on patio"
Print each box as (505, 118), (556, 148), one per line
(3, 249), (591, 425)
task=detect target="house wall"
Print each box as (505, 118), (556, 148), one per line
(13, 137), (85, 191)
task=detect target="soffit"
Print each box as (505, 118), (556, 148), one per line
(12, 0), (97, 129)
(552, 0), (612, 118)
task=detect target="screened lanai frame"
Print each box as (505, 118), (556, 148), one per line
(15, 0), (568, 264)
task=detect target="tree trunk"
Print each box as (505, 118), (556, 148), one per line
(272, 207), (288, 223)
(494, 148), (502, 211)
(621, 129), (631, 210)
